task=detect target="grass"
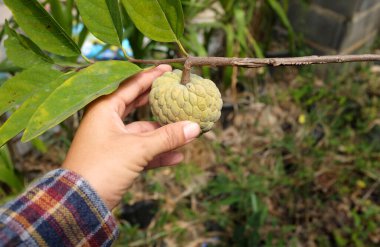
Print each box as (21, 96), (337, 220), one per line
(115, 63), (380, 246)
(1, 61), (378, 246)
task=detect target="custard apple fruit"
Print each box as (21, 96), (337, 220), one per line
(149, 70), (223, 132)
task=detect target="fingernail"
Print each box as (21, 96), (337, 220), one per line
(172, 153), (184, 163)
(183, 122), (201, 141)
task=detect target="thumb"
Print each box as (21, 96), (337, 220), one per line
(146, 121), (201, 156)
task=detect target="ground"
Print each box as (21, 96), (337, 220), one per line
(4, 55), (380, 247)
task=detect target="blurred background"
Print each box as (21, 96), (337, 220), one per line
(1, 0), (380, 246)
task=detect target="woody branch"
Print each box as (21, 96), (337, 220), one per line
(127, 54), (380, 84)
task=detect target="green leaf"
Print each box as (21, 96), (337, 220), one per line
(23, 61), (141, 141)
(65, 0), (75, 36)
(219, 0), (235, 12)
(267, 0), (295, 52)
(0, 60), (22, 74)
(0, 66), (63, 116)
(0, 26), (5, 42)
(76, 0), (123, 46)
(4, 22), (54, 69)
(180, 27), (209, 77)
(234, 8), (249, 55)
(31, 138), (48, 153)
(4, 0), (81, 57)
(0, 146), (23, 192)
(0, 145), (12, 169)
(121, 0), (184, 42)
(47, 0), (72, 34)
(246, 29), (264, 58)
(0, 72), (74, 147)
(78, 25), (89, 49)
(0, 166), (23, 192)
(223, 24), (234, 87)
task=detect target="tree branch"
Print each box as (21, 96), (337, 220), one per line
(128, 54), (380, 83)
(68, 54), (380, 81)
(129, 54), (380, 67)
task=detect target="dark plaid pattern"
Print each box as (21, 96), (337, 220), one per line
(0, 169), (119, 246)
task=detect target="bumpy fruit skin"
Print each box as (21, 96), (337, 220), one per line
(149, 70), (223, 132)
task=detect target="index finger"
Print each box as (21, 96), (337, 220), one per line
(111, 64), (172, 105)
(85, 65), (172, 120)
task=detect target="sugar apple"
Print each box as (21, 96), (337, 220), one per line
(149, 70), (223, 132)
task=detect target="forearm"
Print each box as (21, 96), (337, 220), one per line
(0, 169), (119, 247)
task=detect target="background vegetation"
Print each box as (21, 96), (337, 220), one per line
(0, 0), (379, 246)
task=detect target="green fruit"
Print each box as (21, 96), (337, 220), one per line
(149, 70), (223, 132)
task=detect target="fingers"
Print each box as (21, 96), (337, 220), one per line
(143, 121), (201, 157)
(121, 90), (151, 119)
(84, 65), (171, 120)
(124, 121), (160, 133)
(145, 151), (184, 170)
(113, 64), (172, 106)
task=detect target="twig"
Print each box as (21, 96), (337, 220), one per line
(63, 54), (380, 82)
(128, 54), (380, 83)
(129, 54), (380, 67)
(362, 180), (380, 202)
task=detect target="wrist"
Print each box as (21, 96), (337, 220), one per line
(61, 164), (116, 209)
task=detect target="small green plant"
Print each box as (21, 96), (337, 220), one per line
(0, 145), (24, 200)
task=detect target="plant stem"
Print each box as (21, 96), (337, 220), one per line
(129, 54), (380, 84)
(130, 54), (380, 67)
(66, 54), (380, 81)
(121, 47), (134, 61)
(81, 54), (92, 64)
(176, 40), (189, 57)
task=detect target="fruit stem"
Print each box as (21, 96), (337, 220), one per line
(181, 60), (192, 84)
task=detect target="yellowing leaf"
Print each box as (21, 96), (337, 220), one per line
(0, 67), (63, 116)
(23, 61), (141, 141)
(0, 73), (74, 147)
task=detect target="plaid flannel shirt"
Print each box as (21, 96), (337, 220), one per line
(0, 169), (119, 246)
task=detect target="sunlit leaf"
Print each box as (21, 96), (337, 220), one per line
(4, 0), (81, 56)
(76, 0), (123, 45)
(0, 66), (63, 116)
(0, 72), (74, 147)
(23, 61), (141, 141)
(121, 0), (184, 42)
(4, 22), (53, 69)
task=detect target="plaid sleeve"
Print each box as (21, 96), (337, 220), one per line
(0, 169), (119, 247)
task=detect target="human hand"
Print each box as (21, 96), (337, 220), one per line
(62, 65), (201, 209)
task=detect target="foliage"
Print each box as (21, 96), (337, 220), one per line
(115, 64), (380, 246)
(3, 1), (377, 246)
(0, 0), (184, 146)
(0, 0), (293, 146)
(0, 146), (24, 199)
